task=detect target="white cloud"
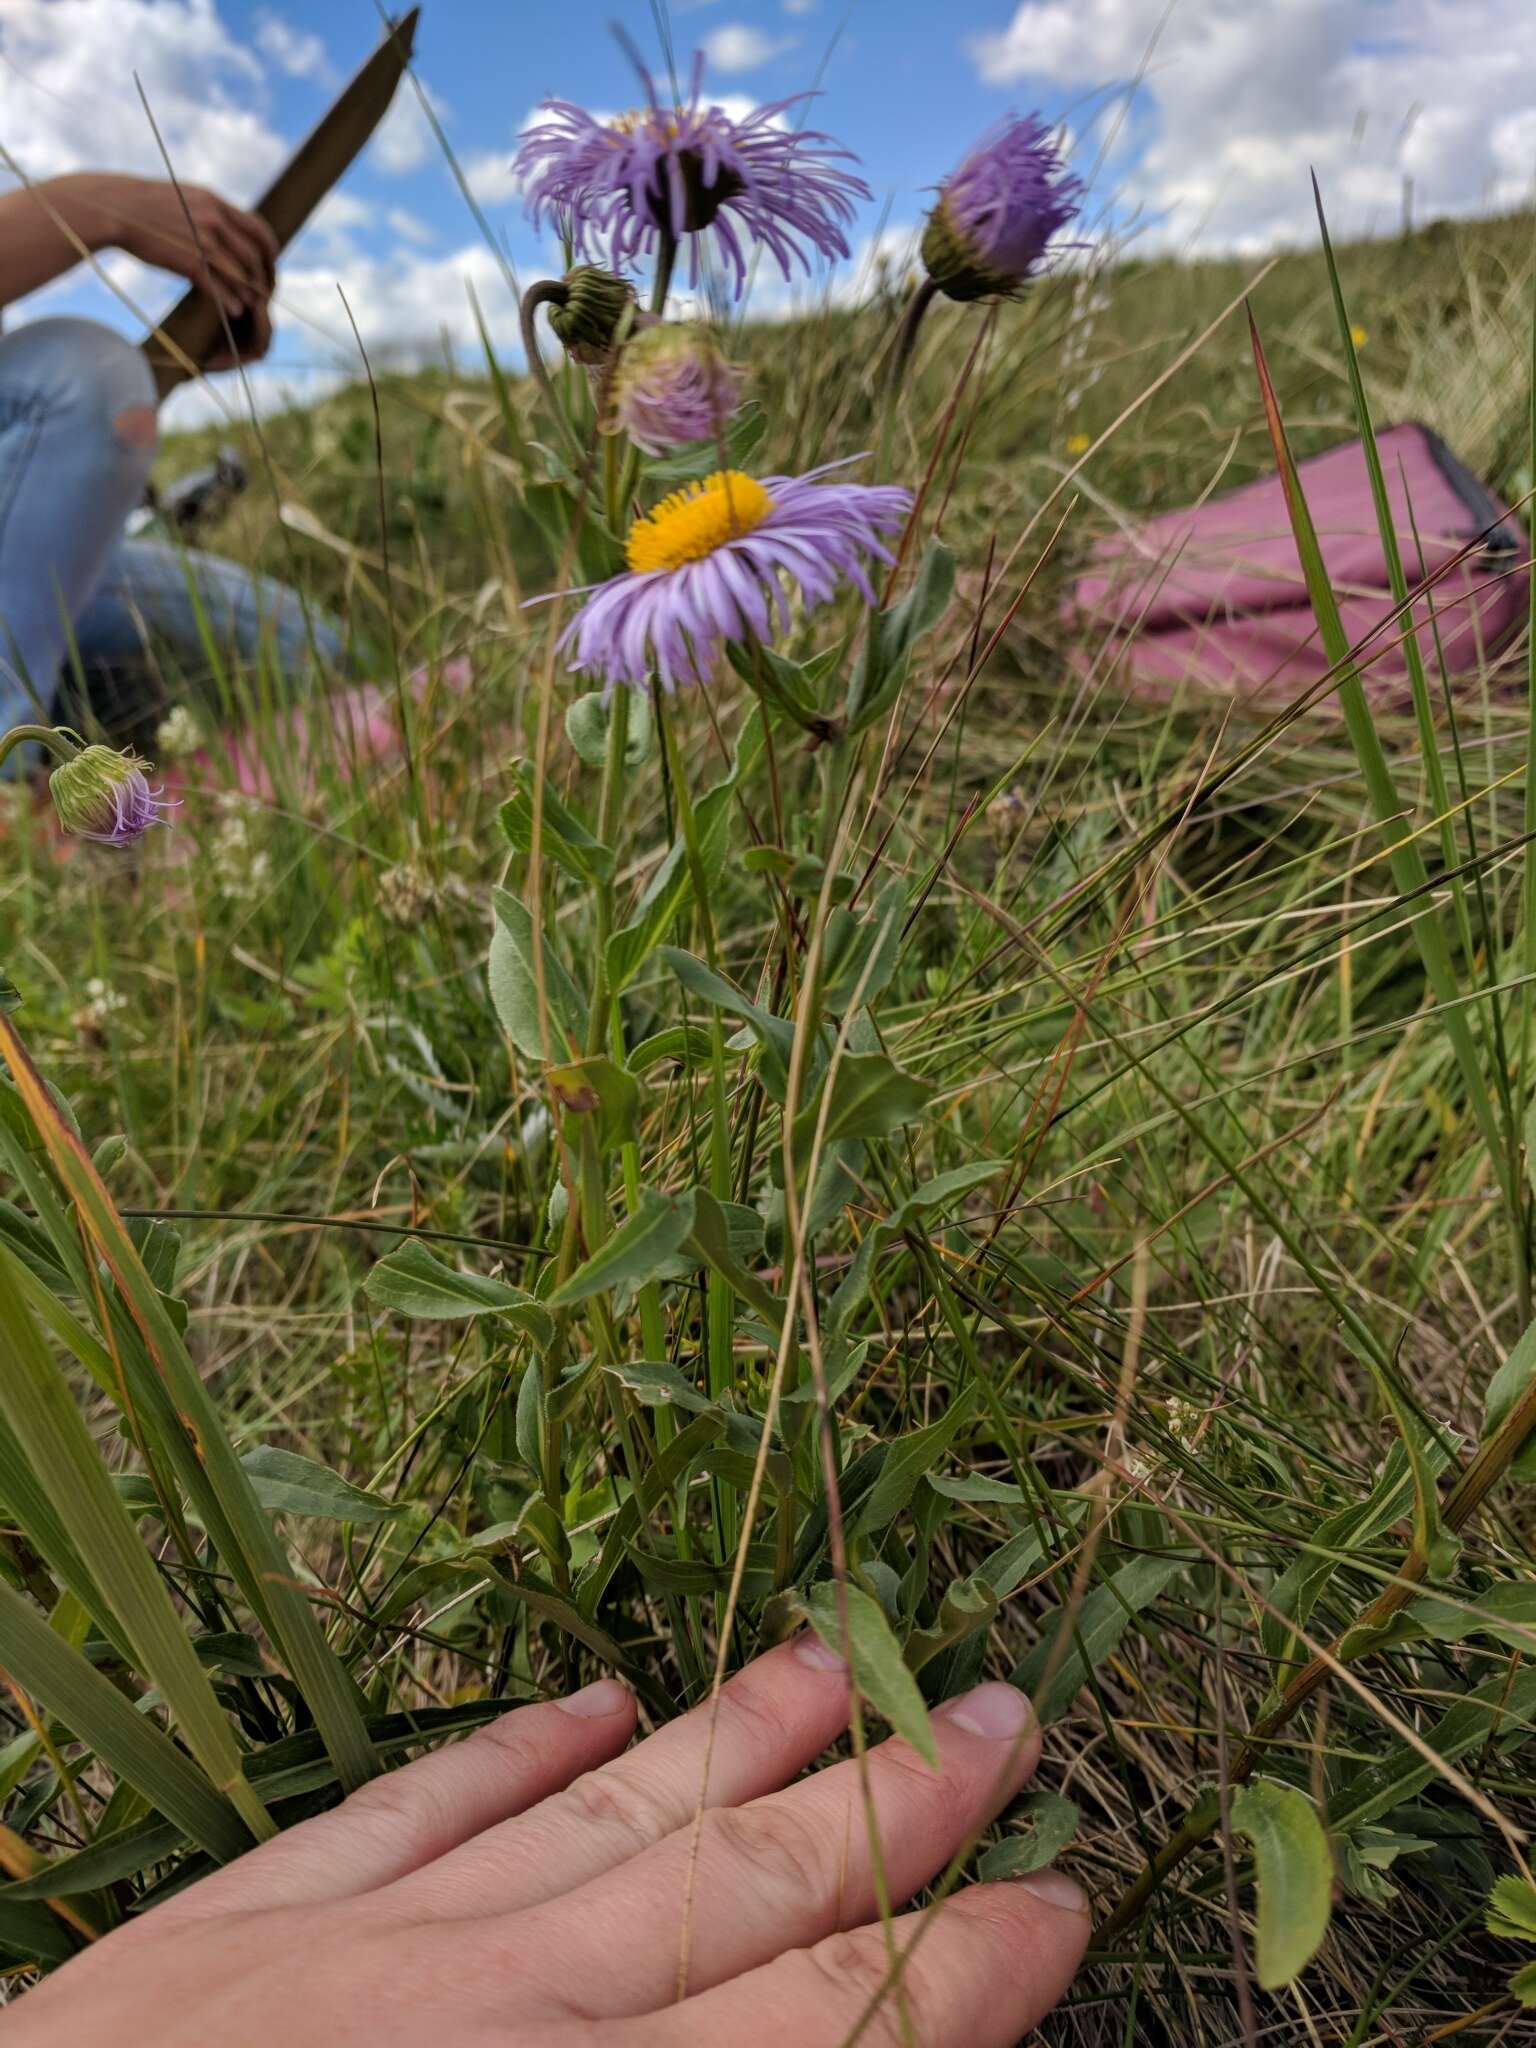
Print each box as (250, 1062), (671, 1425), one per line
(784, 0), (817, 13)
(277, 241), (523, 365)
(369, 80), (447, 175)
(701, 24), (795, 74)
(966, 0), (1536, 253)
(388, 207), (434, 245)
(0, 0), (284, 197)
(461, 150), (523, 206)
(253, 10), (330, 82)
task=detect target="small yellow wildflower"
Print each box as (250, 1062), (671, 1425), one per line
(1066, 432), (1091, 456)
(1350, 324), (1368, 349)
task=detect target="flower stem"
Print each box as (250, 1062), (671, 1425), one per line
(0, 725), (81, 774)
(879, 277), (938, 477)
(650, 231), (678, 318)
(519, 279), (585, 464)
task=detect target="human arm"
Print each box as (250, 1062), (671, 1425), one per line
(0, 173), (276, 327)
(0, 1641), (1089, 2047)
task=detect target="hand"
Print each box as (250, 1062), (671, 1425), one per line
(1, 1640), (1090, 2047)
(103, 175), (277, 316)
(203, 297), (274, 373)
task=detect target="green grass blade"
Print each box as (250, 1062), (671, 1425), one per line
(0, 1247), (272, 1842)
(0, 1021), (379, 1796)
(1246, 311), (1518, 1224)
(0, 1579), (248, 1862)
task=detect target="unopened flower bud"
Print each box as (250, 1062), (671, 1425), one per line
(921, 115), (1083, 303)
(611, 323), (746, 455)
(48, 745), (175, 847)
(546, 266), (639, 364)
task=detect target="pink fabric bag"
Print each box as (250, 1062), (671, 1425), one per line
(1069, 423), (1527, 708)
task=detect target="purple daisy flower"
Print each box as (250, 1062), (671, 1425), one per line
(612, 325), (746, 455)
(514, 53), (870, 297)
(922, 115), (1084, 302)
(549, 462), (912, 694)
(48, 744), (176, 846)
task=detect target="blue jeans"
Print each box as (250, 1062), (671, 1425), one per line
(0, 316), (343, 744)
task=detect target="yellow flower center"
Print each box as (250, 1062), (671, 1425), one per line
(625, 470), (775, 574)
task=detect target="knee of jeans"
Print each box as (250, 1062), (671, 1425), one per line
(0, 315), (158, 464)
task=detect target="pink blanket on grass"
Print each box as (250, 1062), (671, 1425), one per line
(1068, 422), (1527, 708)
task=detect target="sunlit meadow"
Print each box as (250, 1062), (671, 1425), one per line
(2, 36), (1536, 2045)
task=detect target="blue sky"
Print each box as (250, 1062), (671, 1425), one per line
(1, 0), (1532, 423)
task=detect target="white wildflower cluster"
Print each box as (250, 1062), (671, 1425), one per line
(1059, 256), (1116, 426)
(211, 793), (272, 901)
(377, 861), (438, 929)
(82, 978), (127, 1026)
(1166, 1396), (1205, 1453)
(154, 704), (204, 759)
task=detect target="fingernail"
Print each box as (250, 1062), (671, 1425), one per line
(555, 1677), (632, 1719)
(1013, 1868), (1090, 1914)
(793, 1632), (847, 1674)
(936, 1682), (1032, 1739)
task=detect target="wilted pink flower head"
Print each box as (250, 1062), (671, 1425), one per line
(515, 52), (869, 297)
(48, 744), (175, 846)
(612, 325), (746, 455)
(922, 115), (1083, 301)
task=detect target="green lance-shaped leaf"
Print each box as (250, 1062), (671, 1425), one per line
(499, 761), (614, 887)
(488, 886), (587, 1064)
(977, 1791), (1081, 1881)
(828, 1159), (1004, 1336)
(1480, 1316), (1536, 1482)
(0, 1246), (271, 1843)
(807, 1580), (938, 1767)
(683, 1185), (785, 1330)
(1011, 1554), (1188, 1725)
(1330, 1665), (1536, 1834)
(546, 1186), (698, 1307)
(845, 536), (956, 735)
(238, 1446), (405, 1527)
(1230, 1779), (1333, 1990)
(0, 1579), (248, 1863)
(0, 1019), (378, 1796)
(790, 1049), (932, 1157)
(363, 1237), (554, 1347)
(659, 946), (795, 1100)
(849, 1388), (977, 1545)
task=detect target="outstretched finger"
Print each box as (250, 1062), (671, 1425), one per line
(386, 1634), (853, 1922)
(154, 1678), (638, 1926)
(494, 1679), (1040, 2014)
(620, 1876), (1092, 2048)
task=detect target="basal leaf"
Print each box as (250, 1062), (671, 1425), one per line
(240, 1446), (404, 1526)
(364, 1238), (553, 1348)
(1231, 1778), (1332, 1989)
(488, 886), (585, 1064)
(807, 1579), (937, 1766)
(977, 1790), (1080, 1881)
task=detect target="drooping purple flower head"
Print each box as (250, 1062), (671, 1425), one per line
(48, 744), (176, 846)
(922, 115), (1084, 302)
(612, 324), (746, 455)
(514, 52), (870, 297)
(544, 462), (912, 694)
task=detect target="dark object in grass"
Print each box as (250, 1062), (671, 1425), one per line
(1070, 422), (1526, 709)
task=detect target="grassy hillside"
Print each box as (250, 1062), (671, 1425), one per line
(3, 199), (1536, 2040)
